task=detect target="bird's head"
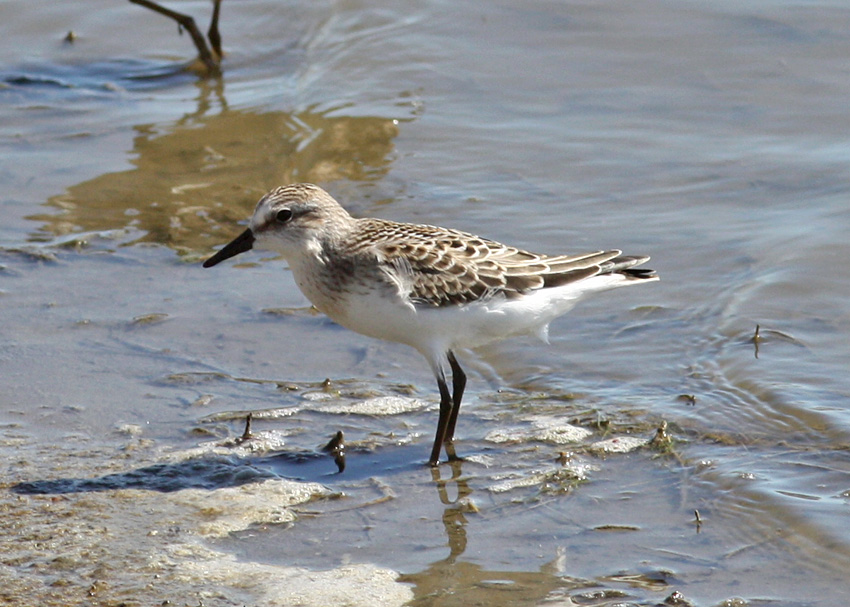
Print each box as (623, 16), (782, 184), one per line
(203, 183), (352, 267)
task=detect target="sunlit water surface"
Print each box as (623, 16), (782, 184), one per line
(2, 1), (849, 605)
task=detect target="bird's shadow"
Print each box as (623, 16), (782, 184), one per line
(10, 451), (336, 496)
(10, 442), (424, 496)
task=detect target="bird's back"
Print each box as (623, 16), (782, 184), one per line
(306, 217), (657, 354)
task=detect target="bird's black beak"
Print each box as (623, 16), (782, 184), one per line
(203, 228), (255, 268)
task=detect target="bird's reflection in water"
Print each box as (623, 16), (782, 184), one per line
(430, 454), (473, 563)
(400, 458), (567, 604)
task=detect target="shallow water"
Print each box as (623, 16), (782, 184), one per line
(2, 1), (850, 605)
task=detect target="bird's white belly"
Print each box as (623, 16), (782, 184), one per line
(296, 266), (633, 358)
(329, 290), (423, 346)
(328, 287), (576, 356)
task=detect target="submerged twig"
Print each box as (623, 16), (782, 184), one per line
(747, 323), (807, 360)
(208, 0), (223, 59)
(649, 420), (672, 451)
(322, 430), (346, 473)
(128, 0), (223, 75)
(240, 412), (253, 441)
(676, 394), (696, 406)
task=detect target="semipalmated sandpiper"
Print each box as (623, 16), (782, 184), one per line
(204, 183), (658, 465)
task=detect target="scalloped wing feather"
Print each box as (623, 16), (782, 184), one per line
(344, 219), (633, 307)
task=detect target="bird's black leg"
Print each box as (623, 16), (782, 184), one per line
(445, 350), (466, 443)
(429, 367), (453, 466)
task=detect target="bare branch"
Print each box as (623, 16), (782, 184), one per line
(128, 0), (221, 75)
(208, 0), (223, 60)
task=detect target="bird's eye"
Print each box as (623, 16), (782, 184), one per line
(276, 209), (293, 223)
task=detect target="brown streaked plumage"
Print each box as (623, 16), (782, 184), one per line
(204, 183), (658, 466)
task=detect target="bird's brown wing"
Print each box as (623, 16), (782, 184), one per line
(349, 219), (622, 307)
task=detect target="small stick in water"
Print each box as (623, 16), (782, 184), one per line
(322, 430), (346, 473)
(128, 0), (223, 75)
(240, 412), (253, 441)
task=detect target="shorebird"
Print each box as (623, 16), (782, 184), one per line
(203, 183), (657, 465)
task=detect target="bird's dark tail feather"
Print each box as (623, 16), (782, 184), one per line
(604, 255), (657, 280)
